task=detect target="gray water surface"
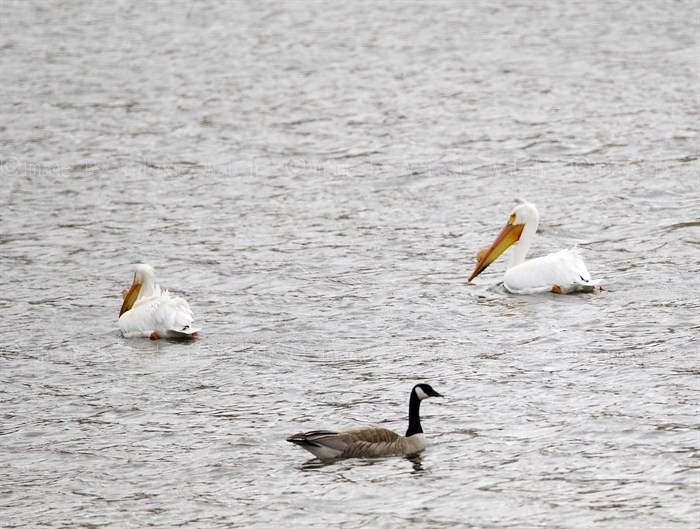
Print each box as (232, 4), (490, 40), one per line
(1, 1), (699, 528)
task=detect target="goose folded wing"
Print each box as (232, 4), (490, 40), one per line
(288, 430), (348, 452)
(338, 427), (401, 444)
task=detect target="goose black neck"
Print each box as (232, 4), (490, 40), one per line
(405, 390), (423, 437)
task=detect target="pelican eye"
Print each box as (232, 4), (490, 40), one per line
(508, 213), (517, 224)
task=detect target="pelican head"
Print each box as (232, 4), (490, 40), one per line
(119, 264), (156, 316)
(468, 202), (539, 282)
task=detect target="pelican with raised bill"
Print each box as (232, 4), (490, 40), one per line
(468, 202), (601, 294)
(118, 264), (200, 340)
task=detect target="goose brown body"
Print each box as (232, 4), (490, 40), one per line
(287, 427), (426, 458)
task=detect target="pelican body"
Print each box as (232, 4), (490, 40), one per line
(287, 383), (442, 460)
(118, 264), (200, 340)
(468, 203), (600, 294)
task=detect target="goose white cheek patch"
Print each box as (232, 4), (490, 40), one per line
(415, 387), (429, 400)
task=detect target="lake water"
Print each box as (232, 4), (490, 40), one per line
(1, 1), (699, 528)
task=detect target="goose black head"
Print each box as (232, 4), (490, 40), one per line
(413, 383), (442, 400)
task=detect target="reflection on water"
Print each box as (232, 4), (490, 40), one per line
(298, 454), (426, 473)
(408, 455), (425, 474)
(1, 0), (699, 528)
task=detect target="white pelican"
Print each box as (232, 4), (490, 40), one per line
(468, 202), (601, 294)
(119, 264), (200, 339)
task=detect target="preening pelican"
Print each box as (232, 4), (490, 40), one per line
(468, 202), (601, 294)
(119, 264), (200, 339)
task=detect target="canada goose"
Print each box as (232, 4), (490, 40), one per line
(119, 264), (200, 340)
(287, 383), (442, 460)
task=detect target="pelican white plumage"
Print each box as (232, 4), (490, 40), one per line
(118, 264), (200, 339)
(468, 202), (601, 294)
